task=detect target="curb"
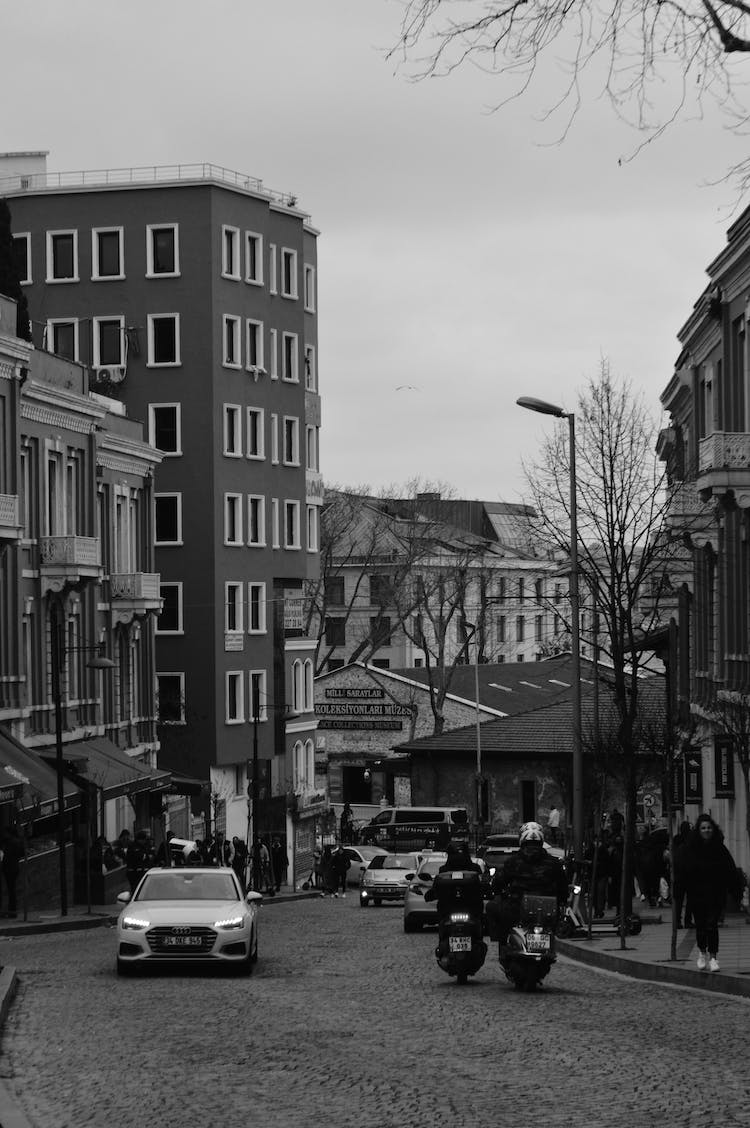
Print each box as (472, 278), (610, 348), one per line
(556, 938), (750, 999)
(0, 968), (34, 1128)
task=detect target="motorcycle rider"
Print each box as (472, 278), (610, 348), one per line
(424, 842), (484, 941)
(487, 822), (568, 945)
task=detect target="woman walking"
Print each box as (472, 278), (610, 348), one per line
(682, 813), (741, 972)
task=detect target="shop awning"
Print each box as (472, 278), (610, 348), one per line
(165, 771), (208, 798)
(0, 765), (25, 805)
(38, 737), (172, 802)
(0, 727), (83, 815)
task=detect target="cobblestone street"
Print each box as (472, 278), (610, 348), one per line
(2, 897), (750, 1128)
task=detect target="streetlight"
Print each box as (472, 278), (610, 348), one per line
(517, 395), (583, 865)
(50, 602), (115, 916)
(464, 621), (484, 847)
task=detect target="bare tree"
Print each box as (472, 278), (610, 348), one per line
(389, 0), (750, 185)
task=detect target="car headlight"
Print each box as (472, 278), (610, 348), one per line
(121, 916), (150, 930)
(214, 915), (246, 930)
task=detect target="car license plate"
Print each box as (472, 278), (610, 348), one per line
(526, 933), (550, 952)
(162, 936), (202, 947)
(449, 936), (472, 953)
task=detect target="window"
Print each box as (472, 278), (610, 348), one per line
(304, 264), (315, 312)
(92, 227), (124, 279)
(93, 316), (124, 366)
(370, 574), (391, 604)
(225, 582), (243, 632)
(46, 230), (78, 281)
(516, 616), (525, 642)
(325, 576), (345, 604)
(223, 315), (241, 366)
(222, 226), (240, 279)
(149, 404), (181, 455)
(283, 417), (300, 465)
(281, 247), (298, 298)
(154, 494), (182, 544)
(306, 425), (319, 471)
(372, 659), (390, 669)
(46, 319), (78, 361)
(247, 407), (264, 459)
(157, 673), (185, 724)
(246, 320), (264, 370)
(370, 616), (391, 645)
(225, 494), (243, 545)
(248, 495), (266, 546)
(223, 404), (242, 457)
(271, 497), (280, 548)
(535, 579), (544, 604)
(249, 669), (267, 721)
(306, 505), (319, 552)
(12, 234), (30, 284)
(497, 615), (506, 644)
(270, 414), (279, 464)
(497, 577), (506, 603)
(292, 660), (303, 713)
(282, 333), (298, 382)
(245, 232), (263, 284)
(554, 583), (562, 605)
(146, 224), (179, 276)
(226, 671), (244, 723)
(304, 344), (316, 391)
(157, 583), (183, 633)
(284, 500), (300, 549)
(269, 243), (277, 294)
(518, 578), (525, 603)
(535, 615), (543, 642)
(325, 617), (346, 647)
(248, 582), (266, 633)
(148, 314), (180, 366)
(327, 659), (345, 672)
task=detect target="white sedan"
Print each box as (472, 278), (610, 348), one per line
(115, 867), (262, 976)
(359, 853), (422, 907)
(341, 845), (389, 887)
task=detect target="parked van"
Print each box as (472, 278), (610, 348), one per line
(359, 806), (469, 850)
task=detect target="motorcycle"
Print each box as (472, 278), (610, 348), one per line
(431, 871), (488, 985)
(499, 893), (558, 991)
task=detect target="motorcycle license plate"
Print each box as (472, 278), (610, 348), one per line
(526, 933), (550, 952)
(449, 936), (472, 953)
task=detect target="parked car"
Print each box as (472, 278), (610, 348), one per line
(341, 845), (389, 887)
(359, 852), (422, 907)
(403, 853), (486, 932)
(115, 866), (262, 976)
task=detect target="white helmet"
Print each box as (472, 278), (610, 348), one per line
(519, 821), (545, 844)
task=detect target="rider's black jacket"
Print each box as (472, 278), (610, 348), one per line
(493, 848), (568, 907)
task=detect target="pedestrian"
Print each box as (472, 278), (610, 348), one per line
(681, 813), (742, 972)
(546, 805), (561, 847)
(125, 830), (149, 893)
(155, 830), (176, 865)
(319, 844), (335, 897)
(209, 831), (232, 867)
(1, 826), (23, 918)
(113, 828), (131, 866)
(249, 837), (272, 892)
(312, 846), (323, 889)
(671, 820), (692, 928)
(340, 803), (354, 846)
(270, 836), (288, 892)
(331, 843), (351, 897)
(232, 836), (248, 888)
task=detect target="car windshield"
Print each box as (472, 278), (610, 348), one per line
(135, 872), (239, 901)
(368, 854), (417, 870)
(417, 855), (483, 878)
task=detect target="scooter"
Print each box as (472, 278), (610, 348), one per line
(498, 893), (558, 991)
(556, 881), (642, 939)
(431, 871), (488, 985)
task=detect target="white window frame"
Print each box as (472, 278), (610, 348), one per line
(269, 328), (278, 380)
(157, 672), (186, 725)
(226, 670), (245, 724)
(246, 319), (264, 371)
(222, 225), (241, 280)
(307, 504), (319, 553)
(223, 315), (241, 368)
(304, 264), (316, 312)
(92, 315), (125, 367)
(146, 223), (180, 277)
(283, 416), (300, 466)
(270, 413), (279, 465)
(245, 231), (263, 285)
(280, 247), (298, 299)
(248, 495), (266, 547)
(269, 243), (277, 294)
(45, 318), (80, 362)
(304, 660), (314, 711)
(156, 582), (184, 635)
(306, 425), (319, 472)
(292, 660), (303, 713)
(148, 403), (182, 456)
(154, 493), (183, 546)
(248, 582), (267, 634)
(14, 233), (31, 285)
(249, 669), (268, 722)
(271, 498), (280, 548)
(147, 313), (181, 367)
(247, 407), (265, 460)
(46, 229), (79, 283)
(304, 344), (316, 392)
(225, 581), (244, 633)
(91, 226), (124, 281)
(223, 404), (242, 458)
(224, 493), (243, 546)
(284, 500), (301, 550)
(282, 332), (299, 382)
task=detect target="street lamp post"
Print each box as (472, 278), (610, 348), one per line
(464, 621), (484, 848)
(517, 396), (583, 865)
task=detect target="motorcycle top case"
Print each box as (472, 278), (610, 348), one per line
(519, 894), (558, 927)
(432, 870), (483, 904)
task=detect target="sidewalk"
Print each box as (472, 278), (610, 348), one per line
(556, 907), (750, 999)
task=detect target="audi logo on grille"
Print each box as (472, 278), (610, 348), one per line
(171, 926), (191, 935)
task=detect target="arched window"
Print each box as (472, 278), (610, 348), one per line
(293, 740), (304, 791)
(303, 659), (313, 711)
(305, 739), (315, 791)
(292, 659), (302, 713)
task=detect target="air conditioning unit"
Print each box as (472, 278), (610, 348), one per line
(94, 365), (126, 384)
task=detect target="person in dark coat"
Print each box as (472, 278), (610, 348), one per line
(270, 837), (287, 892)
(1, 826), (23, 917)
(486, 823), (568, 944)
(125, 831), (150, 893)
(681, 813), (741, 972)
(330, 844), (351, 897)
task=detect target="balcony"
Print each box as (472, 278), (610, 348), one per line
(110, 572), (162, 625)
(666, 482), (716, 548)
(0, 494), (21, 540)
(39, 536), (102, 594)
(697, 432), (750, 506)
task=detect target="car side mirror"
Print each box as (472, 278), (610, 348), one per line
(245, 891), (263, 905)
(116, 891), (131, 905)
(421, 872), (433, 882)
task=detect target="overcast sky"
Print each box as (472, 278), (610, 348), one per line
(4, 1), (748, 501)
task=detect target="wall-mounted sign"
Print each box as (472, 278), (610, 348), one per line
(317, 703), (411, 718)
(318, 719), (404, 731)
(714, 735), (736, 799)
(666, 757), (685, 808)
(325, 687), (385, 700)
(684, 746), (703, 804)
